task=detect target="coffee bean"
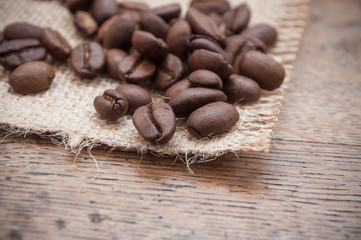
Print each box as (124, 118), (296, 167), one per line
(71, 41), (105, 77)
(166, 20), (191, 60)
(90, 0), (118, 24)
(163, 79), (191, 102)
(225, 3), (250, 36)
(188, 70), (222, 89)
(154, 53), (184, 90)
(169, 87), (227, 117)
(190, 0), (230, 15)
(132, 30), (168, 60)
(240, 24), (278, 47)
(118, 54), (156, 84)
(94, 89), (129, 120)
(75, 11), (98, 37)
(186, 7), (225, 45)
(4, 22), (42, 40)
(9, 61), (55, 94)
(188, 35), (229, 62)
(188, 49), (233, 80)
(152, 3), (181, 22)
(40, 28), (71, 61)
(0, 39), (47, 70)
(140, 12), (170, 40)
(115, 83), (152, 114)
(105, 49), (128, 79)
(132, 102), (176, 145)
(223, 74), (261, 103)
(238, 50), (285, 91)
(65, 0), (92, 13)
(187, 102), (239, 138)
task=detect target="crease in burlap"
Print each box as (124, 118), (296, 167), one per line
(0, 0), (310, 162)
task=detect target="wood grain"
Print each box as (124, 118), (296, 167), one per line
(1, 0), (361, 239)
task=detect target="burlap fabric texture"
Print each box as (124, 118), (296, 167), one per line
(0, 0), (310, 163)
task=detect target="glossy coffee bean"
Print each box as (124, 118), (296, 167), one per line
(132, 102), (176, 145)
(188, 35), (229, 62)
(132, 30), (168, 60)
(65, 0), (92, 13)
(75, 11), (98, 37)
(90, 0), (118, 24)
(188, 49), (233, 80)
(163, 79), (191, 102)
(115, 83), (152, 114)
(190, 0), (230, 15)
(0, 39), (47, 70)
(169, 87), (227, 117)
(118, 54), (156, 84)
(238, 51), (285, 91)
(4, 22), (42, 40)
(40, 28), (71, 61)
(105, 49), (128, 79)
(152, 3), (181, 22)
(154, 53), (184, 90)
(188, 70), (222, 89)
(187, 102), (239, 138)
(71, 41), (105, 77)
(94, 89), (129, 121)
(240, 24), (278, 47)
(223, 74), (261, 103)
(166, 20), (191, 60)
(9, 61), (55, 94)
(140, 12), (170, 40)
(225, 3), (250, 36)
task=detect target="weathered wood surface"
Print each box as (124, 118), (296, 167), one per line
(1, 0), (361, 239)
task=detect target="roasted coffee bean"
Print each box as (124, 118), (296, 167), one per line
(166, 20), (191, 60)
(238, 50), (285, 91)
(169, 87), (227, 117)
(71, 41), (105, 77)
(140, 12), (170, 40)
(188, 49), (233, 80)
(132, 30), (168, 60)
(188, 70), (222, 89)
(240, 24), (278, 47)
(154, 53), (184, 90)
(188, 35), (229, 62)
(187, 102), (239, 138)
(115, 83), (152, 114)
(105, 49), (128, 79)
(40, 28), (71, 61)
(90, 0), (118, 24)
(75, 11), (98, 37)
(223, 74), (261, 103)
(0, 39), (47, 70)
(94, 89), (129, 120)
(118, 1), (150, 23)
(118, 54), (156, 84)
(0, 32), (4, 44)
(163, 79), (191, 102)
(132, 102), (176, 145)
(65, 0), (92, 13)
(225, 3), (250, 36)
(152, 3), (181, 22)
(9, 61), (55, 94)
(186, 7), (225, 45)
(3, 22), (42, 40)
(190, 0), (230, 15)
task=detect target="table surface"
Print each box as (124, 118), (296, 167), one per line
(1, 0), (361, 239)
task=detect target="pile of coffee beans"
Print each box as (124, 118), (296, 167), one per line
(0, 0), (286, 145)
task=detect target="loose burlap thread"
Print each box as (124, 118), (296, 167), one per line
(0, 0), (310, 163)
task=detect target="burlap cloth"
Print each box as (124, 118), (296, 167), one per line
(0, 0), (309, 163)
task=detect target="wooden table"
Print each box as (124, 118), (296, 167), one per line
(1, 0), (360, 239)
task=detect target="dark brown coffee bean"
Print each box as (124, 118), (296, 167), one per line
(190, 0), (230, 15)
(132, 30), (168, 60)
(223, 74), (261, 103)
(0, 32), (3, 44)
(163, 79), (191, 102)
(9, 61), (55, 94)
(166, 20), (191, 60)
(140, 12), (170, 40)
(132, 102), (176, 145)
(0, 39), (47, 70)
(188, 35), (229, 62)
(115, 83), (152, 114)
(238, 51), (285, 91)
(188, 49), (233, 80)
(240, 24), (278, 47)
(152, 3), (181, 22)
(90, 0), (118, 24)
(40, 28), (71, 61)
(188, 70), (222, 89)
(105, 49), (127, 79)
(187, 102), (239, 138)
(75, 11), (98, 37)
(169, 87), (227, 117)
(154, 53), (184, 90)
(186, 7), (225, 45)
(71, 41), (105, 77)
(4, 22), (42, 40)
(225, 3), (250, 36)
(118, 54), (156, 84)
(94, 89), (128, 121)
(65, 0), (92, 13)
